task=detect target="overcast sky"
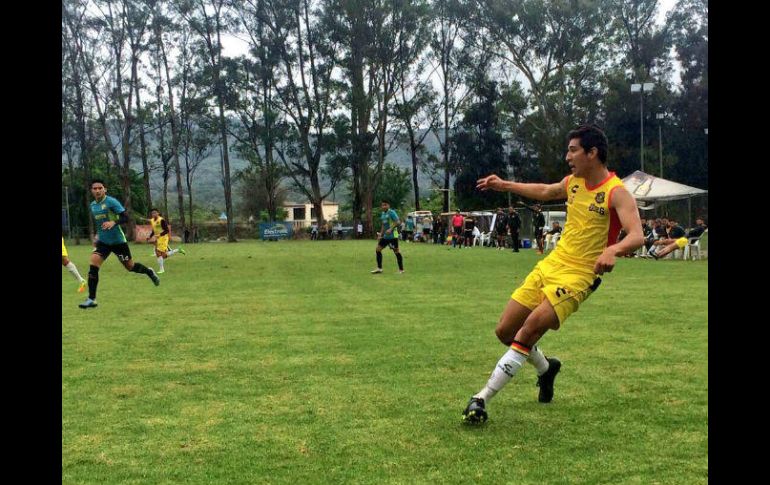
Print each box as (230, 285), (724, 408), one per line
(221, 0), (680, 60)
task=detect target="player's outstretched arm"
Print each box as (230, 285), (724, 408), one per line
(477, 174), (568, 201)
(593, 188), (644, 275)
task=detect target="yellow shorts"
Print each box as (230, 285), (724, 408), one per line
(62, 238), (68, 258)
(675, 237), (688, 249)
(155, 235), (170, 253)
(511, 257), (601, 325)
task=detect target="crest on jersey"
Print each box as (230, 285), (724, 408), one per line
(595, 192), (605, 204)
(101, 204), (107, 210)
(571, 184), (579, 194)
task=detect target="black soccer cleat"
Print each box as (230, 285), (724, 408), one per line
(537, 357), (561, 403)
(148, 268), (161, 286)
(461, 397), (488, 424)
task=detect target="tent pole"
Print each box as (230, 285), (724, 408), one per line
(688, 197), (692, 229)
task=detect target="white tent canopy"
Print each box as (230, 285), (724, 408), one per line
(621, 170), (707, 228)
(622, 170), (707, 202)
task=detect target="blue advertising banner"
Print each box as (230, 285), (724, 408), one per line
(259, 222), (293, 240)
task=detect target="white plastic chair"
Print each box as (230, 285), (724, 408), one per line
(544, 232), (561, 251)
(683, 229), (708, 260)
(473, 231), (490, 247)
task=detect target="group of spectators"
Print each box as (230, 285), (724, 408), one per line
(619, 216), (708, 259)
(310, 221), (337, 240)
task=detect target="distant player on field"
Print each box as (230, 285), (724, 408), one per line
(62, 237), (86, 293)
(78, 179), (160, 309)
(462, 124), (644, 424)
(141, 209), (186, 274)
(371, 199), (405, 274)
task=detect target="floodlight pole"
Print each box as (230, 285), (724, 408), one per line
(631, 82), (655, 172)
(657, 113), (665, 178)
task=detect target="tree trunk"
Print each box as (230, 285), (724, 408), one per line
(216, 98), (235, 242)
(406, 124), (420, 210)
(134, 81), (152, 213)
(186, 155), (195, 242)
(159, 31), (186, 233)
(71, 64), (93, 239)
(443, 105), (450, 211)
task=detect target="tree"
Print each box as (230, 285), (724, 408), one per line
(235, 163), (289, 221)
(177, 23), (217, 232)
(466, 0), (608, 181)
(329, 0), (432, 235)
(176, 0), (237, 241)
(389, 0), (436, 211)
(373, 162), (412, 215)
(151, 1), (187, 231)
(228, 1), (288, 222)
(428, 0), (476, 211)
(452, 78), (507, 210)
(243, 0), (346, 227)
(666, 0), (707, 191)
(62, 0), (97, 238)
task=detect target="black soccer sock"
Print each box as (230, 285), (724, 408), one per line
(131, 262), (152, 276)
(376, 251), (383, 269)
(396, 252), (403, 270)
(88, 265), (99, 300)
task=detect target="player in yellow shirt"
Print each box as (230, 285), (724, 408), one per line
(143, 209), (186, 274)
(62, 237), (86, 292)
(462, 124), (644, 424)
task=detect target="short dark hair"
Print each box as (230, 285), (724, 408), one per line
(381, 199), (390, 204)
(150, 208), (159, 213)
(567, 124), (608, 163)
(90, 178), (106, 188)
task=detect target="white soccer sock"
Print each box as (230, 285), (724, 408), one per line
(167, 249), (179, 256)
(528, 345), (550, 376)
(157, 257), (165, 271)
(474, 347), (529, 403)
(66, 262), (84, 283)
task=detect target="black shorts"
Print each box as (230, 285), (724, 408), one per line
(453, 226), (463, 235)
(93, 240), (132, 262)
(378, 238), (399, 250)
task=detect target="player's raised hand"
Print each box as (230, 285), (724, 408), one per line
(476, 174), (505, 192)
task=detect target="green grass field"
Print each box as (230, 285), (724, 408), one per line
(62, 240), (708, 485)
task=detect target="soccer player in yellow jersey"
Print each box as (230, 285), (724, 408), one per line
(462, 124), (644, 424)
(144, 209), (186, 274)
(62, 237), (86, 292)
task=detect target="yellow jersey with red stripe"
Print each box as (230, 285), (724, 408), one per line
(150, 216), (166, 236)
(548, 172), (625, 269)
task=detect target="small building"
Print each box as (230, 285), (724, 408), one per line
(283, 200), (340, 230)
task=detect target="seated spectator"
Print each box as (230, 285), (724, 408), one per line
(653, 218), (667, 239)
(472, 225), (482, 246)
(649, 217), (707, 259)
(652, 219), (685, 248)
(640, 218), (653, 250)
(543, 221), (562, 250)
